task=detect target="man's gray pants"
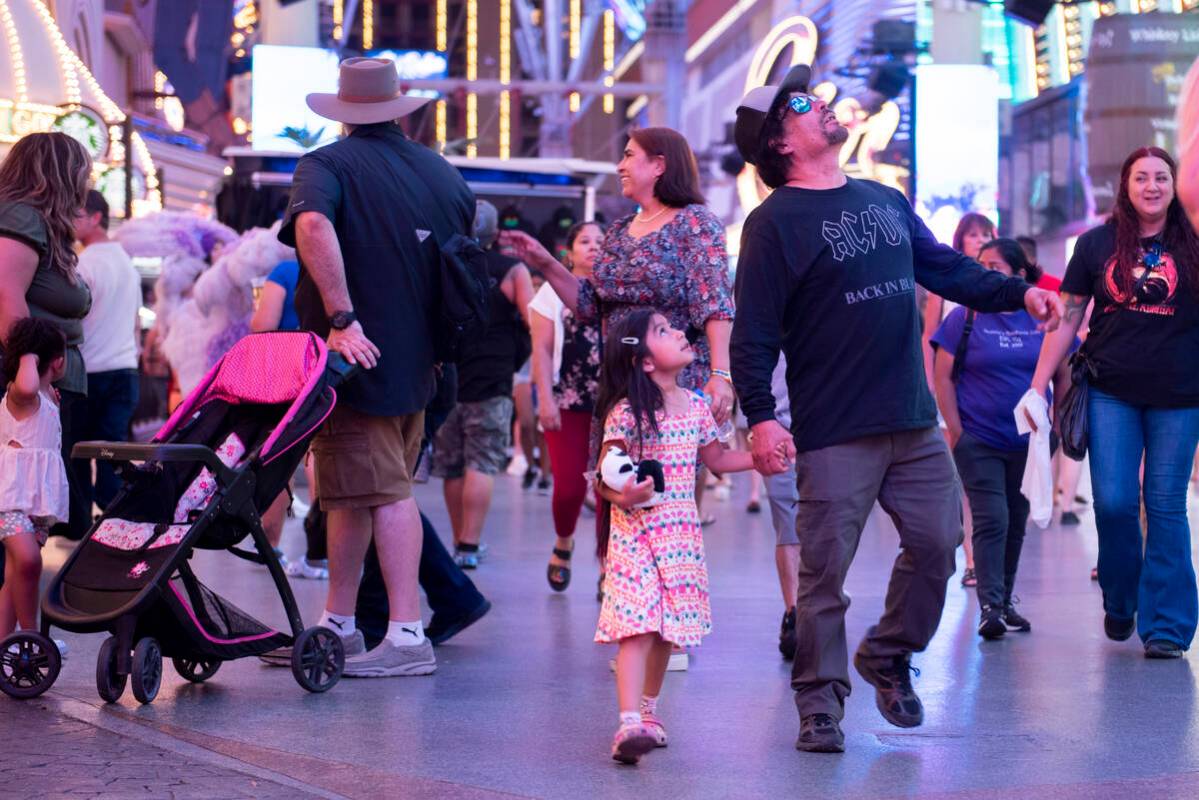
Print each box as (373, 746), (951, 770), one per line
(790, 427), (962, 719)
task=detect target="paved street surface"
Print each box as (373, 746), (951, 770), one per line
(6, 470), (1199, 799)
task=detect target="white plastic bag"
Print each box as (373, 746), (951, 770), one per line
(1014, 389), (1053, 529)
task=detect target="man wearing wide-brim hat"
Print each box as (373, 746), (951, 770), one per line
(729, 65), (1065, 752)
(274, 56), (476, 677)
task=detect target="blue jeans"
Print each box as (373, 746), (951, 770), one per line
(83, 370), (140, 509)
(1088, 387), (1199, 648)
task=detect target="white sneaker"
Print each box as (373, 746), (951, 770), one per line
(53, 638), (69, 660)
(285, 557), (329, 580)
(344, 638), (436, 677)
(506, 453), (529, 477)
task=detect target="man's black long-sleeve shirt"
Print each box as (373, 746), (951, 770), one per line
(731, 179), (1029, 453)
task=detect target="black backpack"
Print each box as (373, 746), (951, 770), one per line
(434, 234), (492, 363)
(386, 148), (491, 364)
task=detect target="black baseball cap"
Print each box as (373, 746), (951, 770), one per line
(734, 64), (812, 165)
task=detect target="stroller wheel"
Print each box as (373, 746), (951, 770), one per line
(291, 626), (344, 693)
(96, 636), (127, 703)
(172, 656), (220, 683)
(0, 632), (61, 699)
(131, 637), (163, 704)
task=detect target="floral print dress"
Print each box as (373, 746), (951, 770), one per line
(554, 307), (601, 412)
(595, 394), (719, 648)
(576, 204), (734, 393)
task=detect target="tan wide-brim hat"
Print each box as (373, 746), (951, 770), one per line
(306, 57), (431, 125)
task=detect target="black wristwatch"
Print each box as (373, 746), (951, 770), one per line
(329, 310), (357, 330)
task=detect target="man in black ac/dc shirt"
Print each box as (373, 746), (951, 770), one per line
(730, 65), (1064, 753)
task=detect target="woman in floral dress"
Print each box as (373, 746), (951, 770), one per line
(501, 127), (736, 525)
(530, 221), (605, 591)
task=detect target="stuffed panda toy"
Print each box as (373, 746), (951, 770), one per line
(599, 444), (666, 508)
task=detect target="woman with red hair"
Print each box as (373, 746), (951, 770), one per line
(1031, 147), (1199, 659)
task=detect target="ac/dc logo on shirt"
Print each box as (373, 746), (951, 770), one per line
(1103, 251), (1179, 316)
(821, 204), (912, 262)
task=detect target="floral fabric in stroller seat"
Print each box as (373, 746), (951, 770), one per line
(90, 434), (247, 552)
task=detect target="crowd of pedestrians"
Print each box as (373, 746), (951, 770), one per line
(3, 52), (1199, 768)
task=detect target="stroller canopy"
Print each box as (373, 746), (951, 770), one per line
(156, 332), (331, 464)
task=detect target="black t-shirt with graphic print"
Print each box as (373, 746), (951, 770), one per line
(1061, 222), (1199, 408)
(731, 178), (1030, 453)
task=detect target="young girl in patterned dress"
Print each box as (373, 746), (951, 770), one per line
(594, 309), (754, 765)
(0, 319), (69, 639)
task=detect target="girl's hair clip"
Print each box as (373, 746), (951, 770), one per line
(620, 337), (640, 345)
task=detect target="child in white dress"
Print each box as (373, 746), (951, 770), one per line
(0, 319), (69, 638)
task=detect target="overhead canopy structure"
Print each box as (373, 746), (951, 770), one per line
(0, 0), (160, 217)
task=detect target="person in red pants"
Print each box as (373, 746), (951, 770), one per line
(530, 221), (604, 591)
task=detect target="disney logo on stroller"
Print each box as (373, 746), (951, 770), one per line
(1, 332), (359, 703)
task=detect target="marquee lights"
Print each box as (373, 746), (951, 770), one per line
(436, 0), (447, 52)
(0, 0), (28, 103)
(1, 0), (160, 213)
(569, 0), (581, 59)
(603, 9), (614, 114)
(363, 0), (373, 50)
(333, 0), (343, 42)
(500, 0), (511, 159)
(466, 0), (477, 157)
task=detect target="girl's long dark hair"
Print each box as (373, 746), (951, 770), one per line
(594, 309), (664, 558)
(978, 237), (1043, 285)
(1109, 147), (1199, 298)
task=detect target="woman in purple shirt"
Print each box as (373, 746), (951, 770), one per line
(932, 238), (1073, 642)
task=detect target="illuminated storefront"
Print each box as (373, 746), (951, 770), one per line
(682, 1), (918, 257)
(0, 0), (160, 217)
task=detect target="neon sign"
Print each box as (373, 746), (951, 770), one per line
(736, 15), (910, 216)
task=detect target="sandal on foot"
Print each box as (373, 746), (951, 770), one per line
(641, 712), (669, 747)
(611, 724), (657, 765)
(547, 544), (574, 592)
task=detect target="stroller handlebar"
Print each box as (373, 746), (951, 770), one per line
(72, 442), (237, 484)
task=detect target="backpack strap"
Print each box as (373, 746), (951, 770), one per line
(949, 309), (976, 384)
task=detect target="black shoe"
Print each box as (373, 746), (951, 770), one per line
(1003, 604), (1031, 633)
(796, 713), (845, 753)
(1103, 613), (1136, 642)
(1060, 511), (1081, 526)
(853, 652), (924, 728)
(1145, 640), (1185, 659)
(425, 598), (492, 646)
(522, 468), (538, 490)
(778, 607), (797, 661)
(978, 605), (1006, 640)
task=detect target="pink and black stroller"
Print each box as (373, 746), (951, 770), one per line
(0, 332), (354, 702)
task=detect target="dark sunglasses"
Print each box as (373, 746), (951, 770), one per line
(787, 95), (815, 115)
